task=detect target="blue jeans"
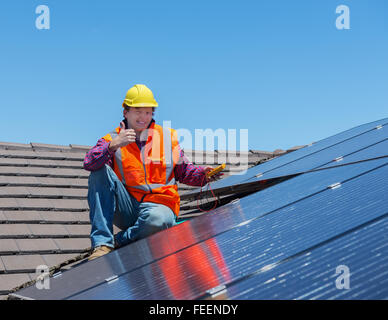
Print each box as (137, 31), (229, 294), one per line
(87, 165), (177, 249)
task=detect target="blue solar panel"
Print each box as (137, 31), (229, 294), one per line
(320, 138), (388, 169)
(183, 118), (388, 197)
(243, 122), (387, 183)
(225, 215), (388, 300)
(67, 161), (388, 300)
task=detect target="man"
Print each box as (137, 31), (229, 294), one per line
(84, 84), (222, 260)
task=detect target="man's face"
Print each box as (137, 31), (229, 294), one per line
(124, 107), (153, 132)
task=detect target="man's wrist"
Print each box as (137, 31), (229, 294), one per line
(108, 141), (118, 153)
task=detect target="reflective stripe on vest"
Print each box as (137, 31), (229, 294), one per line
(163, 127), (173, 185)
(109, 131), (127, 186)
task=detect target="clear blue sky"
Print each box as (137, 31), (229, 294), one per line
(1, 0), (387, 151)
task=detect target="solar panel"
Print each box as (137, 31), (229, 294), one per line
(243, 134), (388, 184)
(66, 160), (388, 299)
(244, 122), (387, 182)
(182, 118), (388, 199)
(13, 153), (388, 299)
(224, 215), (388, 300)
(320, 138), (388, 169)
(183, 136), (388, 204)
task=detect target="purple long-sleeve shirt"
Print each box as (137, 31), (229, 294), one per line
(83, 138), (207, 187)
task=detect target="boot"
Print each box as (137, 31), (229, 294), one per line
(88, 245), (114, 261)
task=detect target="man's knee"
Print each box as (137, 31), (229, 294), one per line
(145, 206), (176, 230)
(88, 165), (115, 186)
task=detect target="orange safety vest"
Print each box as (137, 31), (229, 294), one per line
(102, 121), (181, 216)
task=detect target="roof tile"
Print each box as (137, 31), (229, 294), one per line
(0, 149), (84, 161)
(4, 198), (87, 211)
(52, 160), (84, 168)
(64, 225), (91, 237)
(16, 239), (59, 253)
(0, 198), (19, 209)
(39, 211), (89, 224)
(0, 149), (38, 159)
(0, 175), (40, 186)
(0, 239), (19, 254)
(0, 274), (31, 294)
(49, 167), (88, 178)
(0, 167), (26, 175)
(25, 159), (58, 167)
(0, 166), (88, 178)
(42, 253), (81, 268)
(286, 145), (307, 152)
(15, 198), (54, 210)
(53, 238), (91, 251)
(216, 151), (251, 165)
(0, 186), (30, 197)
(28, 224), (69, 237)
(0, 257), (5, 272)
(2, 211), (43, 223)
(30, 142), (72, 152)
(34, 151), (84, 161)
(0, 158), (29, 166)
(249, 149), (274, 157)
(247, 155), (269, 164)
(35, 177), (88, 188)
(51, 199), (89, 211)
(24, 177), (82, 188)
(0, 224), (31, 238)
(69, 144), (91, 151)
(1, 254), (46, 272)
(0, 211), (6, 222)
(0, 157), (83, 168)
(24, 187), (88, 198)
(273, 149), (287, 155)
(182, 149), (219, 165)
(0, 141), (32, 150)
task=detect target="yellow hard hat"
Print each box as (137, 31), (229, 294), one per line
(122, 84), (158, 108)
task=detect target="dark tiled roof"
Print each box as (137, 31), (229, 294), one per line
(0, 141), (304, 298)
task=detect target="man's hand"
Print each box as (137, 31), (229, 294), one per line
(203, 166), (224, 183)
(109, 121), (136, 152)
